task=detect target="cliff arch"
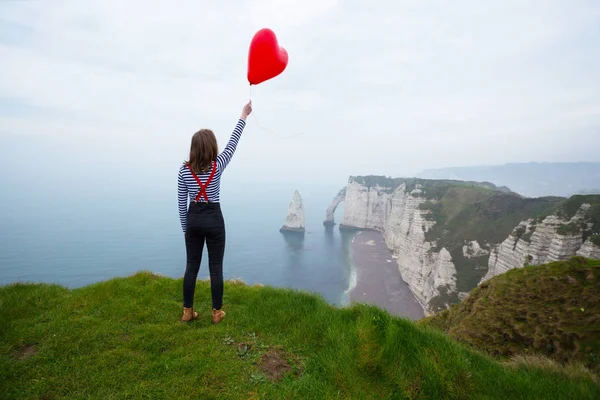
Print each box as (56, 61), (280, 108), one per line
(323, 187), (346, 227)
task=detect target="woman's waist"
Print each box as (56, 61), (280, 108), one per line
(189, 201), (221, 210)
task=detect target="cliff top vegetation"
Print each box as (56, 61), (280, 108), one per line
(418, 187), (563, 298)
(349, 175), (511, 197)
(422, 257), (600, 375)
(2, 271), (599, 399)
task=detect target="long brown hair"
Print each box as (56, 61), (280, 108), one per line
(185, 129), (218, 174)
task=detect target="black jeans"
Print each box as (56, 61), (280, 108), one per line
(183, 202), (225, 310)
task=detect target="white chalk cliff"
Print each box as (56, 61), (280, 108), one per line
(280, 190), (305, 233)
(481, 203), (600, 283)
(327, 177), (600, 315)
(340, 180), (393, 230)
(333, 179), (457, 315)
(324, 188), (346, 226)
(463, 241), (489, 258)
(380, 184), (457, 314)
(577, 238), (600, 259)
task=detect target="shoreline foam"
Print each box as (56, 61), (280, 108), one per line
(340, 233), (359, 306)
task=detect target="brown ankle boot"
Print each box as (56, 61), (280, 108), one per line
(181, 307), (198, 322)
(212, 308), (226, 324)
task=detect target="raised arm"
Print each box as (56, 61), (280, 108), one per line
(177, 167), (188, 232)
(216, 101), (252, 171)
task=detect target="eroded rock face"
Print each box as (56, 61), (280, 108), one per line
(423, 248), (458, 308)
(280, 190), (305, 233)
(577, 239), (600, 259)
(481, 204), (599, 283)
(340, 180), (393, 231)
(381, 184), (457, 314)
(463, 241), (490, 258)
(336, 180), (457, 315)
(324, 188), (346, 226)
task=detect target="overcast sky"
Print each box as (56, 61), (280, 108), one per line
(1, 0), (599, 187)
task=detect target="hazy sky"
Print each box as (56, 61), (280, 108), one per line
(1, 0), (599, 187)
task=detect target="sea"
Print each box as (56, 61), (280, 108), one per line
(0, 173), (357, 307)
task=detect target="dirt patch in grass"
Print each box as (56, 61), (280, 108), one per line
(258, 349), (291, 381)
(17, 344), (37, 360)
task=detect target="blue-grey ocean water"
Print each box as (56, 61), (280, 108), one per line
(0, 173), (355, 306)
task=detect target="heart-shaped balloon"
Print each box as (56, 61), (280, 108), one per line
(247, 28), (288, 85)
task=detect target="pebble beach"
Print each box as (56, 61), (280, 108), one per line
(349, 230), (425, 320)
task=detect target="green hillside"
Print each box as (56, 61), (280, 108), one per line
(422, 257), (600, 374)
(421, 189), (565, 309)
(348, 175), (511, 195)
(1, 272), (599, 399)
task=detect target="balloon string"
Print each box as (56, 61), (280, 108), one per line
(248, 85), (304, 140)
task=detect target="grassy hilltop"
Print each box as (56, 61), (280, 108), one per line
(1, 267), (600, 399)
(422, 257), (600, 374)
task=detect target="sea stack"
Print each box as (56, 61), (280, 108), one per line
(280, 190), (305, 234)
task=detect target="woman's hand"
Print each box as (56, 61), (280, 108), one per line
(241, 100), (252, 120)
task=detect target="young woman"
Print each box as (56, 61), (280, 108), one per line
(178, 101), (252, 323)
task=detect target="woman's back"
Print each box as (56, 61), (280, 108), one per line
(177, 118), (246, 232)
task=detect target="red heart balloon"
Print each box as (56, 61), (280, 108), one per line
(247, 28), (288, 85)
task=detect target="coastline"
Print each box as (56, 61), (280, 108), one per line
(349, 230), (425, 320)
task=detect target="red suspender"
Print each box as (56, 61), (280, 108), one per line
(187, 161), (217, 202)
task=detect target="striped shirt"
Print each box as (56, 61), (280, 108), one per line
(178, 118), (246, 232)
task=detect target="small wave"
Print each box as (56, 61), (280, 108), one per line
(345, 267), (357, 295)
(341, 237), (358, 306)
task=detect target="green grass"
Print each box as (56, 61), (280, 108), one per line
(349, 175), (507, 197)
(558, 195), (600, 220)
(422, 257), (600, 376)
(521, 224), (536, 243)
(1, 272), (599, 399)
(425, 194), (564, 250)
(350, 175), (407, 192)
(543, 196), (600, 242)
(557, 222), (584, 236)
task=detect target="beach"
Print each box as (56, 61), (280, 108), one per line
(349, 230), (425, 320)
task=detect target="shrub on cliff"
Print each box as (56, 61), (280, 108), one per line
(1, 271), (599, 399)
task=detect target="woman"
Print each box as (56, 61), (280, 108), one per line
(178, 100), (252, 323)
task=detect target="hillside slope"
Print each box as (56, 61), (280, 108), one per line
(482, 194), (600, 283)
(422, 257), (600, 374)
(1, 272), (599, 399)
